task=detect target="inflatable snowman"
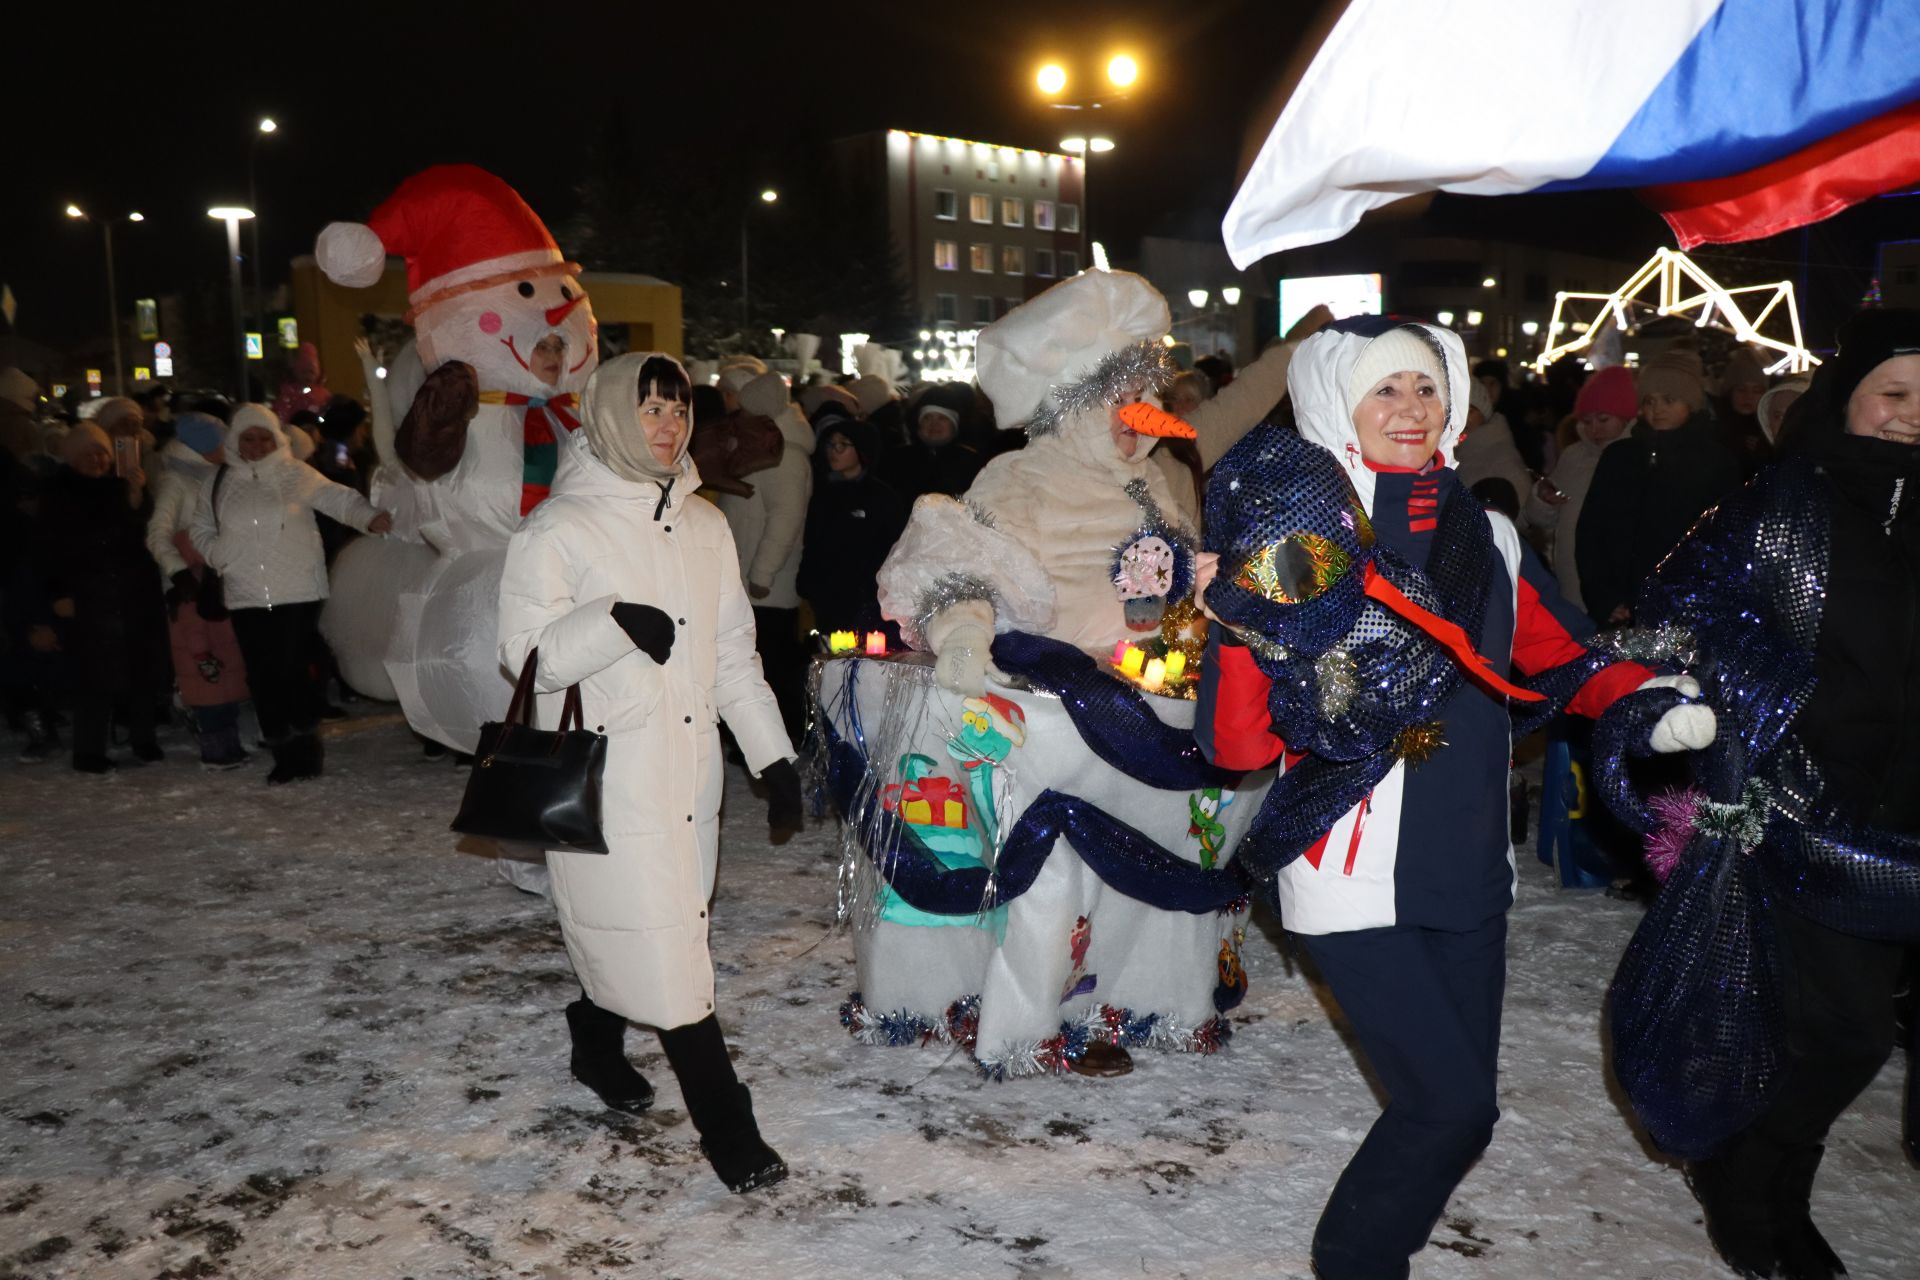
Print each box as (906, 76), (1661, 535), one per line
(818, 271), (1274, 1078)
(314, 165), (598, 749)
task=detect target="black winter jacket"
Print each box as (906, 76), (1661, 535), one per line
(1575, 412), (1743, 624)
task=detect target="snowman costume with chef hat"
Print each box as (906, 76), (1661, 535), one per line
(313, 165), (600, 754)
(822, 273), (1271, 1078)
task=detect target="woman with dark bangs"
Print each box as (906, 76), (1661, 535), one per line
(498, 351), (803, 1194)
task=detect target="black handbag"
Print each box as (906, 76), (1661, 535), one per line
(450, 650), (610, 854)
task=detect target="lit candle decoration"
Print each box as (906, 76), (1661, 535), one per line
(1141, 657), (1167, 692)
(1112, 639), (1131, 668)
(865, 631), (888, 656)
(829, 630), (858, 654)
(1119, 646), (1146, 679)
(1164, 650), (1187, 682)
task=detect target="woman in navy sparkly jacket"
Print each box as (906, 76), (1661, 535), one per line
(1605, 309), (1920, 1280)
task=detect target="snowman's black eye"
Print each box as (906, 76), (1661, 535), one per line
(560, 286), (574, 301)
(517, 281), (535, 298)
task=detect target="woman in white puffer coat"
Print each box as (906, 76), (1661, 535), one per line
(496, 352), (801, 1195)
(190, 404), (391, 782)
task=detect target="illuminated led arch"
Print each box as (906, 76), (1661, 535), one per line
(1531, 247), (1819, 376)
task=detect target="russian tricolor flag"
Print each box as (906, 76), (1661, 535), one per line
(1223, 0), (1920, 267)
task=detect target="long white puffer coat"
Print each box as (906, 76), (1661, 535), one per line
(497, 429), (793, 1030)
(190, 408), (381, 610)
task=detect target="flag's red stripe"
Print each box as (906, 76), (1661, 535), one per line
(1643, 100), (1920, 249)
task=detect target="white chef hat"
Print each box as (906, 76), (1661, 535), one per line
(975, 270), (1172, 433)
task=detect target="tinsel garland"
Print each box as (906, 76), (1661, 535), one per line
(835, 991), (1233, 1080)
(1595, 622), (1698, 668)
(1021, 339), (1179, 437)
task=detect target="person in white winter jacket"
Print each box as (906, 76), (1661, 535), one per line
(190, 405), (391, 782)
(714, 371), (814, 745)
(496, 352), (801, 1195)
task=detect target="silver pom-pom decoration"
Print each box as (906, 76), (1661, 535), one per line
(1314, 648), (1358, 719)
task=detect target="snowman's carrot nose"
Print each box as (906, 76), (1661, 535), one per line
(544, 295), (585, 327)
(1118, 402), (1197, 439)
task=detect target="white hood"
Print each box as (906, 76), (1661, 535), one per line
(224, 404), (298, 480)
(1287, 320), (1469, 514)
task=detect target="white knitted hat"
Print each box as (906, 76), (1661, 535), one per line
(1346, 327), (1447, 410)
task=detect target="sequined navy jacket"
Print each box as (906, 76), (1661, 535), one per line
(1200, 467), (1648, 934)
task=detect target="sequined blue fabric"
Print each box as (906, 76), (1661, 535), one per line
(1204, 426), (1587, 891)
(818, 708), (1242, 915)
(1598, 455), (1920, 1158)
(990, 631), (1240, 791)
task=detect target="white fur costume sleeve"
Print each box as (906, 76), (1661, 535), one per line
(876, 495), (1055, 651)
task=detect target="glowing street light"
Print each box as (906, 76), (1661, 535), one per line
(209, 206), (257, 399)
(760, 188), (779, 203)
(1465, 309), (1484, 326)
(1036, 63), (1067, 95)
(1188, 289), (1209, 309)
(1060, 136), (1088, 154)
(1221, 286), (1242, 306)
(1520, 320), (1540, 337)
(1087, 136), (1115, 153)
(64, 203), (133, 395)
(1481, 276), (1497, 289)
(126, 211), (144, 222)
(258, 117), (277, 134)
(1436, 310), (1456, 326)
(1107, 54), (1139, 88)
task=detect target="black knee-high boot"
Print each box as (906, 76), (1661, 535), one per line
(658, 1014), (786, 1193)
(565, 994), (655, 1114)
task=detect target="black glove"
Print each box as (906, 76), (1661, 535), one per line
(165, 570), (196, 619)
(763, 758), (803, 843)
(610, 601), (675, 665)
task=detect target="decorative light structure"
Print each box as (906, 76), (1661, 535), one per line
(1532, 247), (1819, 375)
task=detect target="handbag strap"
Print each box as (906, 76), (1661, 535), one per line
(503, 650), (540, 727)
(504, 648), (589, 738)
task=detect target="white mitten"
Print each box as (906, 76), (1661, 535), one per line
(925, 600), (1005, 697)
(1638, 673), (1701, 699)
(1638, 671), (1714, 753)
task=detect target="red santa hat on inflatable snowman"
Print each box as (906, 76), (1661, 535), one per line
(315, 164), (581, 322)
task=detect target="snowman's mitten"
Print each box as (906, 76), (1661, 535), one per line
(396, 360), (479, 480)
(926, 600), (1004, 698)
(1650, 703), (1717, 754)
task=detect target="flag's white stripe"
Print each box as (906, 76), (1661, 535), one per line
(1222, 0), (1721, 266)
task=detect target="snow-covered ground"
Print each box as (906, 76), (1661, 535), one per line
(0, 707), (1913, 1280)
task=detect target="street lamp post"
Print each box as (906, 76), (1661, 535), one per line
(65, 204), (137, 396)
(741, 188), (778, 332)
(209, 207), (256, 401)
(1058, 136), (1112, 261)
(248, 117), (276, 337)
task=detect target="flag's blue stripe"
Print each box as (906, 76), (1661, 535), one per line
(1541, 0), (1920, 193)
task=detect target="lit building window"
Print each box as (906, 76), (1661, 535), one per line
(933, 240), (958, 271)
(1001, 196), (1023, 227)
(1001, 245), (1025, 276)
(1059, 203), (1081, 233)
(934, 189), (958, 220)
(970, 244), (993, 274)
(1034, 248), (1055, 278)
(974, 296), (995, 324)
(935, 293), (958, 323)
(1033, 200), (1055, 230)
(969, 193), (992, 223)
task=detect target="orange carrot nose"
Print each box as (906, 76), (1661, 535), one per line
(544, 295), (584, 327)
(1118, 401), (1197, 439)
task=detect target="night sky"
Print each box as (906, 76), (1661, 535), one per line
(6, 1), (1889, 353)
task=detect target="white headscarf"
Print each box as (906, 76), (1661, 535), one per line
(580, 352), (692, 483)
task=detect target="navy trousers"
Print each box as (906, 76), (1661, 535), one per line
(1303, 915), (1507, 1280)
